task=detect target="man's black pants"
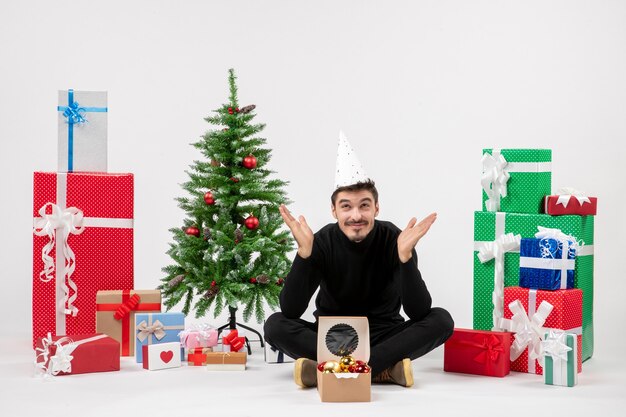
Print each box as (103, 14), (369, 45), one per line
(263, 307), (454, 376)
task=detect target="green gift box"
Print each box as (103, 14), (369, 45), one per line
(481, 149), (552, 214)
(473, 211), (594, 361)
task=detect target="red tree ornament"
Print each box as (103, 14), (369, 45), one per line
(242, 154), (257, 169)
(204, 191), (215, 205)
(244, 215), (259, 230)
(230, 177), (239, 183)
(185, 226), (200, 237)
(276, 278), (284, 286)
(249, 277), (257, 284)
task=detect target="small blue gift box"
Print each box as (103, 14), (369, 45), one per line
(135, 312), (185, 363)
(519, 237), (576, 290)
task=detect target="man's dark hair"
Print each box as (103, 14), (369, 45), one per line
(331, 179), (379, 206)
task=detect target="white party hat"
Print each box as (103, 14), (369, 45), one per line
(334, 130), (369, 188)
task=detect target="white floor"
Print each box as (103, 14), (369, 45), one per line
(2, 331), (625, 417)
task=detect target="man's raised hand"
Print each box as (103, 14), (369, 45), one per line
(397, 212), (437, 263)
(279, 204), (314, 259)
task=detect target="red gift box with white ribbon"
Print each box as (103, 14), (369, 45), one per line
(500, 287), (582, 375)
(35, 333), (120, 376)
(544, 189), (597, 216)
(32, 172), (134, 348)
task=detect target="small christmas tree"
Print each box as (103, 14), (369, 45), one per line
(160, 69), (294, 323)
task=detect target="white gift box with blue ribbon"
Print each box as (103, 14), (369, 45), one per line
(57, 89), (108, 172)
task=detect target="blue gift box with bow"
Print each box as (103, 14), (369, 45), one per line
(519, 237), (576, 290)
(135, 312), (185, 363)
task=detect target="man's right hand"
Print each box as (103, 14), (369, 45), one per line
(279, 204), (314, 259)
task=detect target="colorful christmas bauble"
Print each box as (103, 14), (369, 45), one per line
(317, 362), (326, 372)
(242, 154), (257, 169)
(249, 277), (257, 284)
(204, 191), (215, 205)
(276, 278), (284, 285)
(185, 226), (200, 237)
(211, 280), (217, 287)
(244, 215), (259, 230)
(230, 177), (239, 183)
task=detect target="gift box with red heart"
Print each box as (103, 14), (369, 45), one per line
(142, 341), (181, 370)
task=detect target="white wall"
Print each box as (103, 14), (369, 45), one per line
(1, 0), (625, 356)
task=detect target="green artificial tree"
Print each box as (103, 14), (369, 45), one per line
(160, 68), (294, 327)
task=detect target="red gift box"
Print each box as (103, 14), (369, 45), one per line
(502, 287), (583, 375)
(444, 329), (511, 377)
(35, 333), (120, 376)
(544, 194), (597, 216)
(32, 172), (134, 348)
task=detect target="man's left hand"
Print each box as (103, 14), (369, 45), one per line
(397, 212), (437, 263)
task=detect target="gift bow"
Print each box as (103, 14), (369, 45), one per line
(535, 226), (580, 258)
(481, 150), (510, 212)
(555, 187), (591, 208)
(179, 323), (216, 345)
(33, 202), (85, 316)
(114, 293), (141, 320)
(136, 320), (167, 342)
(35, 333), (77, 376)
(35, 333), (107, 377)
(542, 330), (572, 363)
(477, 233), (521, 330)
(502, 299), (553, 362)
(472, 334), (505, 364)
(61, 101), (87, 125)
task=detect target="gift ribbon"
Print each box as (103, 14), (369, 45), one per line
(477, 232), (521, 331)
(555, 187), (591, 208)
(499, 290), (553, 374)
(188, 348), (210, 366)
(33, 202), (85, 318)
(135, 314), (184, 346)
(481, 150), (509, 212)
(35, 333), (107, 376)
(57, 89), (108, 172)
(447, 333), (505, 375)
(96, 290), (160, 355)
(542, 331), (576, 386)
(33, 173), (134, 337)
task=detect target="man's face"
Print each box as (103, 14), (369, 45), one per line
(331, 189), (379, 242)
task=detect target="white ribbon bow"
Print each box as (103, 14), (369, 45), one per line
(542, 330), (572, 363)
(179, 323), (216, 345)
(501, 299), (553, 363)
(35, 333), (77, 376)
(136, 320), (167, 342)
(535, 226), (580, 257)
(477, 232), (521, 330)
(33, 203), (85, 316)
(555, 187), (591, 208)
(481, 150), (510, 212)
